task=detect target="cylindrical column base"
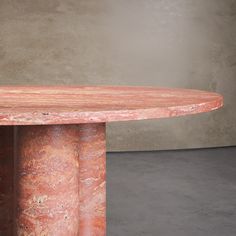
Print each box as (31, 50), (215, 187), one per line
(79, 123), (106, 236)
(14, 123), (106, 236)
(15, 125), (80, 235)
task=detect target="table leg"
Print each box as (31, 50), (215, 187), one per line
(15, 125), (80, 235)
(15, 123), (106, 236)
(78, 123), (106, 236)
(0, 126), (14, 236)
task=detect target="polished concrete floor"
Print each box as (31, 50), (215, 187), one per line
(107, 146), (236, 236)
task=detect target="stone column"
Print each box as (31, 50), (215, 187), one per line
(15, 125), (80, 235)
(79, 123), (106, 236)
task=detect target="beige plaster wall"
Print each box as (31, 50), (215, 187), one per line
(0, 0), (235, 151)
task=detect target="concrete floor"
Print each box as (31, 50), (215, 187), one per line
(107, 146), (236, 236)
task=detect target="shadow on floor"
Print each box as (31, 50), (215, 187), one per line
(107, 146), (236, 236)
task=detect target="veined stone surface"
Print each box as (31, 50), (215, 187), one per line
(0, 86), (223, 125)
(79, 123), (106, 235)
(16, 125), (80, 235)
(14, 123), (106, 236)
(0, 85), (223, 236)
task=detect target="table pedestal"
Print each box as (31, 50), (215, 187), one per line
(0, 123), (106, 236)
(78, 123), (106, 236)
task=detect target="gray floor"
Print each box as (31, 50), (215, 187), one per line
(107, 146), (236, 236)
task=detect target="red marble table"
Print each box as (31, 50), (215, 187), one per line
(0, 86), (223, 235)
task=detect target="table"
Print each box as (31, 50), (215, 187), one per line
(0, 86), (223, 235)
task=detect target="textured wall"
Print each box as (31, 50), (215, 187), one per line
(0, 0), (235, 151)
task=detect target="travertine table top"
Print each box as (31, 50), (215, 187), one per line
(0, 86), (223, 125)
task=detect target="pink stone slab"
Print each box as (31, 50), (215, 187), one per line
(0, 85), (223, 236)
(0, 86), (223, 125)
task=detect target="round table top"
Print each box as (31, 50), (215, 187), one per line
(0, 86), (223, 125)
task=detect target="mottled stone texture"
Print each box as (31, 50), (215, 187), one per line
(16, 125), (80, 235)
(0, 126), (14, 236)
(79, 123), (106, 236)
(0, 86), (222, 125)
(14, 123), (106, 235)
